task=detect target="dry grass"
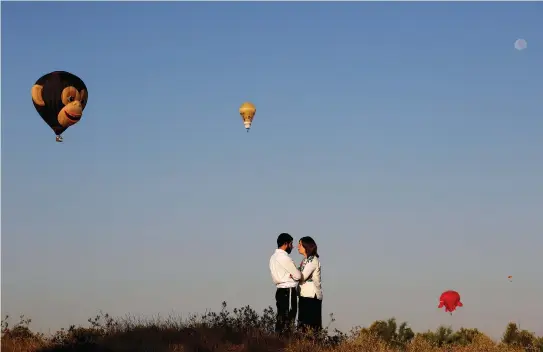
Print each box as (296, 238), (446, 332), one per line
(1, 302), (541, 352)
(287, 332), (538, 352)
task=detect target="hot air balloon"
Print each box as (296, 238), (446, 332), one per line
(508, 275), (513, 282)
(514, 39), (527, 51)
(239, 102), (256, 132)
(31, 71), (88, 142)
(438, 290), (463, 315)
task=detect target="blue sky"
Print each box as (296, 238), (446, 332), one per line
(1, 1), (542, 338)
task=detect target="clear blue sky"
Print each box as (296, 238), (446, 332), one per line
(1, 1), (542, 338)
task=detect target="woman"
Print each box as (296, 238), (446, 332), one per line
(296, 236), (322, 333)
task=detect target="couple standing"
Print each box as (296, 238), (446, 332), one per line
(269, 233), (323, 335)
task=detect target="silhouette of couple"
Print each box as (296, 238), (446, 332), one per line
(269, 233), (322, 335)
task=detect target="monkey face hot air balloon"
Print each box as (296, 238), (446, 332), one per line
(239, 102), (256, 132)
(438, 290), (463, 315)
(31, 71), (88, 142)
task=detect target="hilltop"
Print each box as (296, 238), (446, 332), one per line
(2, 302), (542, 352)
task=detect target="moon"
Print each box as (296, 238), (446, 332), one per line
(514, 38), (527, 51)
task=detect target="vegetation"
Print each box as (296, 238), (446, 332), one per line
(2, 302), (542, 352)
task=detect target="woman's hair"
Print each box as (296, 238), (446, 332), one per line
(299, 236), (319, 258)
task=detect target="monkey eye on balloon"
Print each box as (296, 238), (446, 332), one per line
(31, 71), (88, 142)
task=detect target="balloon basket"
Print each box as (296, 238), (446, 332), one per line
(56, 135), (63, 142)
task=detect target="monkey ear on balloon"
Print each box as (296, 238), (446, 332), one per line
(31, 84), (45, 106)
(80, 89), (88, 108)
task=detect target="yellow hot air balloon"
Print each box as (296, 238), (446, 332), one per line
(239, 102), (256, 132)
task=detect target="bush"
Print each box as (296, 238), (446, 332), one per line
(1, 303), (540, 352)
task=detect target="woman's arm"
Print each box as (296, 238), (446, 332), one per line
(301, 259), (317, 282)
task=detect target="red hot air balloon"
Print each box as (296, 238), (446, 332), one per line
(438, 290), (463, 315)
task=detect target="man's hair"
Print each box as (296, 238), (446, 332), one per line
(277, 233), (293, 248)
(299, 236), (319, 258)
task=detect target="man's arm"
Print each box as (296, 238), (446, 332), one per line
(270, 257), (280, 284)
(279, 255), (302, 281)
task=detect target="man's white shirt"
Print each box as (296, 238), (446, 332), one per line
(269, 248), (302, 288)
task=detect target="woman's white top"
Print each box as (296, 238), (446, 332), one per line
(298, 256), (322, 300)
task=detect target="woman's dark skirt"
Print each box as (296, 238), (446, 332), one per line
(298, 295), (322, 333)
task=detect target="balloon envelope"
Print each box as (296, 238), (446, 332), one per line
(514, 39), (527, 51)
(31, 71), (88, 139)
(438, 290), (463, 314)
(239, 102), (256, 131)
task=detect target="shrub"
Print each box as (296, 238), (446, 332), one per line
(0, 303), (540, 352)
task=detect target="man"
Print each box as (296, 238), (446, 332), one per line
(269, 233), (302, 334)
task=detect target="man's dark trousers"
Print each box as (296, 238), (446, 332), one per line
(275, 287), (297, 334)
